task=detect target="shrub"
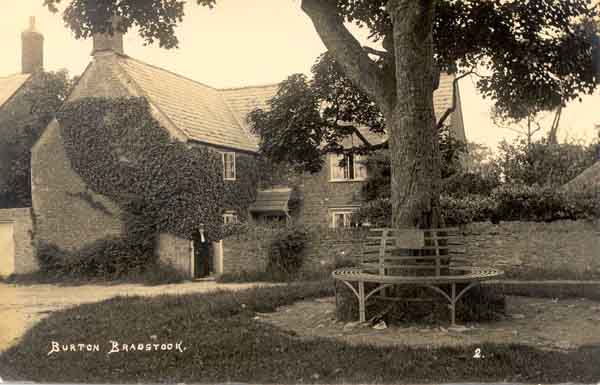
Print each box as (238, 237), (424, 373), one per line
(353, 198), (392, 227)
(441, 172), (501, 197)
(491, 184), (600, 222)
(266, 227), (309, 278)
(35, 237), (156, 281)
(441, 194), (495, 226)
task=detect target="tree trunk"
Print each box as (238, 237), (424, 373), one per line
(387, 0), (442, 229)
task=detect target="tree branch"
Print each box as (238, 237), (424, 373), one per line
(301, 0), (395, 111)
(436, 71), (474, 130)
(363, 46), (390, 58)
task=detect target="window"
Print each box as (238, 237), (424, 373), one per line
(330, 209), (358, 229)
(222, 152), (236, 180)
(329, 154), (367, 182)
(223, 212), (238, 224)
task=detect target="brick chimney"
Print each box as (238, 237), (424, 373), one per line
(21, 16), (44, 74)
(92, 16), (124, 55)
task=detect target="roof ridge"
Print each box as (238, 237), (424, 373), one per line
(219, 83), (281, 91)
(121, 55), (219, 91)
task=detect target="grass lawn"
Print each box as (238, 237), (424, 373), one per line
(1, 281), (599, 383)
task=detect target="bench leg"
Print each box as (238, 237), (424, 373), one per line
(450, 283), (456, 326)
(358, 281), (366, 323)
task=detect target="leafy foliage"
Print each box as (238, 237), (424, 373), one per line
(354, 186), (600, 226)
(267, 227), (309, 278)
(0, 70), (72, 207)
(45, 0), (600, 122)
(249, 53), (465, 175)
(441, 172), (501, 197)
(58, 96), (226, 244)
(494, 137), (597, 186)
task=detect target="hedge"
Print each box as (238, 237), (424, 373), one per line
(354, 185), (600, 227)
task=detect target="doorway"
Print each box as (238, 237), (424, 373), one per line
(193, 236), (213, 278)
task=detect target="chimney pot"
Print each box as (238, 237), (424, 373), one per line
(21, 16), (43, 74)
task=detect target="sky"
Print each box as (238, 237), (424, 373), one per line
(1, 0), (599, 152)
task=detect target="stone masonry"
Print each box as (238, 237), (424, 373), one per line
(0, 207), (36, 275)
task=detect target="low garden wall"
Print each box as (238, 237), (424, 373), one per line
(222, 227), (367, 274)
(156, 233), (192, 278)
(221, 220), (600, 277)
(0, 207), (36, 277)
(464, 220), (600, 277)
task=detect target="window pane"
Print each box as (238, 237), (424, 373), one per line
(355, 155), (367, 180)
(223, 153), (236, 179)
(330, 154), (346, 180)
(346, 155), (355, 180)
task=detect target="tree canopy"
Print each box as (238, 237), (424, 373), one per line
(44, 0), (600, 228)
(0, 70), (72, 207)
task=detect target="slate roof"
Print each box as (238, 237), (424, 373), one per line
(0, 73), (31, 109)
(107, 55), (463, 153)
(564, 161), (600, 193)
(218, 73), (464, 149)
(220, 84), (280, 130)
(117, 57), (258, 152)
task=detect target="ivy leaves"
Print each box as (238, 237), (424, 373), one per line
(58, 97), (226, 242)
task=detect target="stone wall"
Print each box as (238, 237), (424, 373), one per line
(220, 220), (600, 276)
(221, 226), (368, 274)
(0, 207), (36, 276)
(0, 76), (35, 207)
(156, 233), (192, 278)
(262, 158), (365, 228)
(30, 54), (133, 252)
(463, 220), (600, 276)
(31, 120), (124, 252)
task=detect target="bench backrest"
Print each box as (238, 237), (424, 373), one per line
(360, 227), (464, 277)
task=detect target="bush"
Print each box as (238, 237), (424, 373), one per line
(491, 184), (600, 222)
(36, 238), (156, 281)
(353, 198), (391, 227)
(266, 227), (309, 278)
(441, 194), (495, 226)
(442, 172), (501, 197)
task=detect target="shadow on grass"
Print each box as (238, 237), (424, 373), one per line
(1, 281), (599, 383)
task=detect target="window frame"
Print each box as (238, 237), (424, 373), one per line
(222, 152), (236, 181)
(329, 208), (359, 229)
(329, 153), (367, 182)
(223, 211), (238, 225)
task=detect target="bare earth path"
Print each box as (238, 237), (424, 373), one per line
(258, 296), (600, 352)
(0, 281), (271, 352)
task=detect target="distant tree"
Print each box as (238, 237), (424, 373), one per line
(493, 137), (596, 186)
(44, 0), (600, 228)
(0, 70), (72, 206)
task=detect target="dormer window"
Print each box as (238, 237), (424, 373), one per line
(222, 152), (236, 180)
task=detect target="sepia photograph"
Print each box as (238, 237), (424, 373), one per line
(0, 0), (599, 383)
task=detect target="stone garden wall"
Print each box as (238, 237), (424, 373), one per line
(0, 207), (36, 276)
(464, 220), (600, 276)
(221, 220), (600, 276)
(156, 233), (192, 278)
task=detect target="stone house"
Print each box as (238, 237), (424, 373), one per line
(238, 76), (466, 229)
(22, 20), (465, 279)
(0, 17), (45, 208)
(0, 18), (45, 277)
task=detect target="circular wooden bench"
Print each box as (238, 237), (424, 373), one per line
(331, 228), (504, 326)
